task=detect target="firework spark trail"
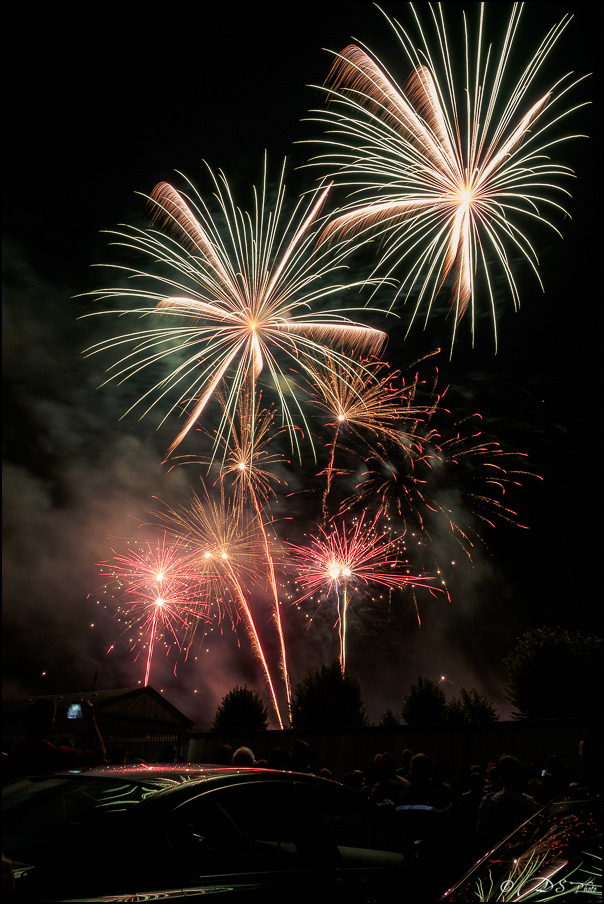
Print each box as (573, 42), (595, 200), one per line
(97, 535), (210, 685)
(144, 604), (159, 688)
(157, 484), (285, 728)
(215, 398), (292, 713)
(307, 2), (587, 350)
(221, 560), (284, 730)
(83, 158), (388, 460)
(253, 504), (291, 712)
(321, 419), (341, 526)
(288, 512), (433, 671)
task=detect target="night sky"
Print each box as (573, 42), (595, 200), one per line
(3, 3), (601, 728)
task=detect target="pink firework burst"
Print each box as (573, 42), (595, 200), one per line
(288, 513), (433, 672)
(99, 534), (209, 686)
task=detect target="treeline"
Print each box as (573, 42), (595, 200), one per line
(211, 627), (601, 730)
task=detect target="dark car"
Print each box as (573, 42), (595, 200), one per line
(3, 764), (431, 902)
(439, 785), (601, 902)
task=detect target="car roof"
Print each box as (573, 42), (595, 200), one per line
(83, 763), (250, 779)
(19, 764), (339, 790)
(6, 765), (350, 810)
(76, 764), (319, 780)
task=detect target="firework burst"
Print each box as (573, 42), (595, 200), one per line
(312, 356), (422, 446)
(309, 356), (425, 522)
(98, 535), (209, 686)
(308, 2), (587, 350)
(359, 411), (535, 533)
(343, 375), (540, 598)
(288, 513), (433, 672)
(84, 158), (388, 459)
(203, 390), (287, 513)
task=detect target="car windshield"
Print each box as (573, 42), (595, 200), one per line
(445, 788), (602, 902)
(3, 775), (171, 864)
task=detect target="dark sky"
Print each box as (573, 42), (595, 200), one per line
(3, 3), (601, 729)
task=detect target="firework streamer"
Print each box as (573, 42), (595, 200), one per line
(307, 3), (587, 351)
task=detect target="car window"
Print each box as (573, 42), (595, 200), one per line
(2, 776), (166, 863)
(447, 793), (602, 901)
(170, 780), (337, 877)
(294, 783), (406, 867)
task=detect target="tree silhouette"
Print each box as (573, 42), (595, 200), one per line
(378, 708), (401, 729)
(401, 676), (447, 725)
(503, 627), (601, 719)
(446, 687), (499, 724)
(290, 660), (369, 729)
(212, 685), (269, 732)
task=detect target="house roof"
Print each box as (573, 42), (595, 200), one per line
(2, 686), (194, 728)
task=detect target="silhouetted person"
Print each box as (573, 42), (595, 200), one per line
(340, 769), (363, 792)
(267, 746), (290, 771)
(432, 762), (455, 804)
(360, 763), (377, 798)
(371, 752), (409, 804)
(395, 753), (452, 842)
(524, 763), (544, 800)
(482, 761), (501, 796)
(459, 771), (485, 861)
(231, 746), (255, 766)
(213, 743), (233, 766)
(394, 753), (455, 890)
(461, 771), (485, 827)
(4, 699), (106, 783)
(396, 748), (413, 780)
(158, 744), (177, 763)
(289, 739), (311, 773)
(477, 755), (538, 849)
